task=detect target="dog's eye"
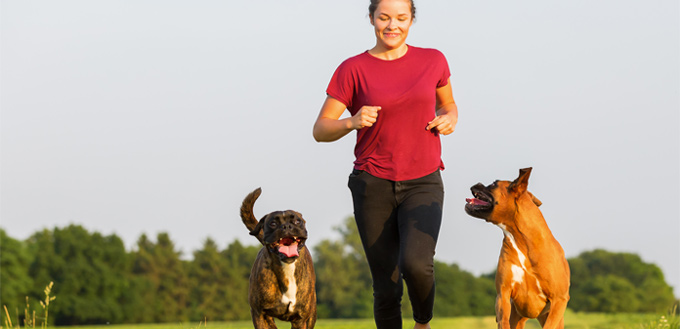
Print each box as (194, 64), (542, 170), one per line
(294, 218), (301, 225)
(269, 221), (278, 229)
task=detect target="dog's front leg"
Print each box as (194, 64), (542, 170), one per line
(298, 312), (317, 329)
(290, 316), (314, 329)
(495, 293), (513, 329)
(509, 305), (528, 329)
(251, 310), (277, 329)
(538, 298), (568, 329)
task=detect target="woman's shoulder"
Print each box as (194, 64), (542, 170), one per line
(408, 45), (446, 58)
(338, 51), (371, 66)
(333, 51), (372, 74)
(407, 46), (449, 68)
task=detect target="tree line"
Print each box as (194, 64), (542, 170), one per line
(1, 219), (677, 325)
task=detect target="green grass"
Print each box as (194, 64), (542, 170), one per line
(43, 312), (673, 329)
(3, 282), (676, 329)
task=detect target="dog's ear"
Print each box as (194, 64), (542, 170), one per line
(250, 215), (267, 245)
(509, 167), (532, 195)
(527, 191), (542, 207)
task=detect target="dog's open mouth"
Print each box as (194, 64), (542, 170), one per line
(465, 183), (494, 214)
(272, 236), (304, 258)
(466, 195), (490, 206)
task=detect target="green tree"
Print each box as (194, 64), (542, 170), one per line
(131, 232), (190, 323)
(580, 274), (640, 313)
(128, 234), (158, 323)
(0, 229), (34, 317)
(189, 238), (227, 321)
(25, 225), (131, 325)
(433, 262), (495, 317)
(314, 217), (373, 318)
(220, 239), (259, 321)
(568, 249), (676, 313)
(187, 238), (258, 321)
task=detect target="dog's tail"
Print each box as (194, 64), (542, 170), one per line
(240, 187), (265, 245)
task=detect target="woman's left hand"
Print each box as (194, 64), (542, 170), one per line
(429, 79), (458, 135)
(426, 112), (457, 135)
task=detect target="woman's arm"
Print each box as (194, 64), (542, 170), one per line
(426, 79), (458, 135)
(313, 96), (381, 142)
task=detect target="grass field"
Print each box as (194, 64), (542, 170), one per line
(40, 311), (674, 329)
(4, 286), (676, 329)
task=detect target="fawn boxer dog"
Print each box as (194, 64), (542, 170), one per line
(465, 168), (570, 329)
(240, 188), (317, 329)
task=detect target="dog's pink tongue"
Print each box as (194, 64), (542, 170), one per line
(278, 242), (299, 258)
(466, 198), (490, 206)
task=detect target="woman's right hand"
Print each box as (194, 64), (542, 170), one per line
(351, 106), (381, 129)
(313, 97), (381, 142)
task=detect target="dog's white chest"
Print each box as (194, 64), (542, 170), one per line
(281, 262), (297, 312)
(498, 224), (547, 299)
(498, 224), (527, 287)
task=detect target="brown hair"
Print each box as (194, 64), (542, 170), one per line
(369, 0), (416, 20)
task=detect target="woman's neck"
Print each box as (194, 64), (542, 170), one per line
(368, 44), (409, 61)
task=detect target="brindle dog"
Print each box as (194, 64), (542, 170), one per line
(240, 188), (316, 329)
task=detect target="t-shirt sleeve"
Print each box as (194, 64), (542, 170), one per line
(435, 50), (451, 88)
(326, 60), (354, 109)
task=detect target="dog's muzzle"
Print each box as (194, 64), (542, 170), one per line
(465, 183), (494, 216)
(271, 236), (305, 258)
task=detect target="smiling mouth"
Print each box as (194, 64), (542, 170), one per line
(271, 236), (304, 258)
(465, 185), (494, 214)
(466, 195), (490, 206)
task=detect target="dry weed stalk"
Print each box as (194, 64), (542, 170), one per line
(38, 282), (55, 329)
(3, 305), (12, 328)
(1, 282), (56, 329)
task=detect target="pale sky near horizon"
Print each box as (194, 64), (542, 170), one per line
(2, 1), (679, 297)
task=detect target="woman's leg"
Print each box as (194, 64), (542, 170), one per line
(395, 171), (444, 325)
(348, 170), (404, 329)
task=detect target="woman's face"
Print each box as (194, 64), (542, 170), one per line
(370, 0), (413, 51)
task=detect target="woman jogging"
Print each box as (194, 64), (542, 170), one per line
(313, 1), (458, 328)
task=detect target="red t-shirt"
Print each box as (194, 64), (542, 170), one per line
(326, 46), (451, 181)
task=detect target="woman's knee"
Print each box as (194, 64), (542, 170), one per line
(401, 254), (434, 283)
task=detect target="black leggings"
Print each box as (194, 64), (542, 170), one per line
(348, 169), (444, 328)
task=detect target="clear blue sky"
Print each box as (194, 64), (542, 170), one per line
(2, 0), (678, 296)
